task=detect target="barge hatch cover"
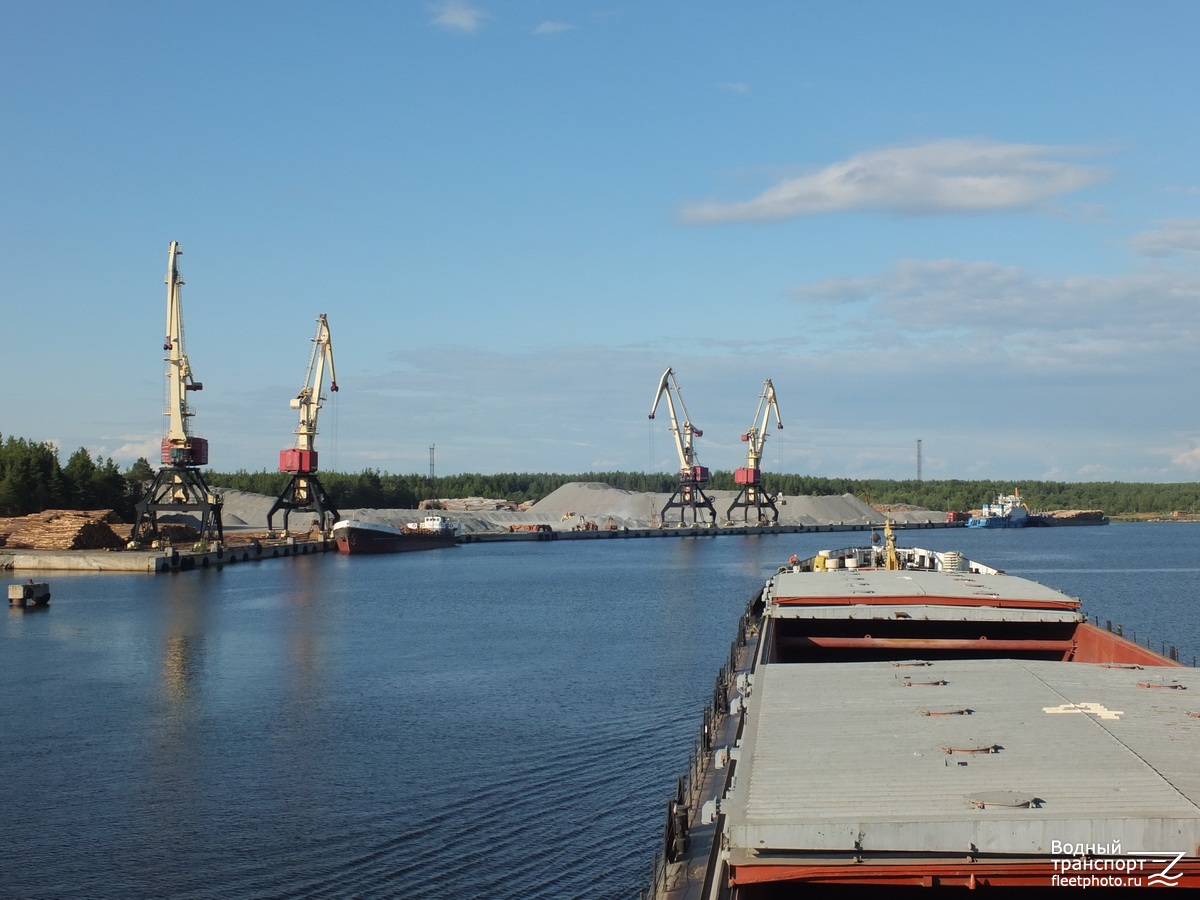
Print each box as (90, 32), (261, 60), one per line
(725, 658), (1200, 858)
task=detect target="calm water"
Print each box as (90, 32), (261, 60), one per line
(3, 523), (1199, 898)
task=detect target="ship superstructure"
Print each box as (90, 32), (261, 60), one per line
(966, 488), (1029, 528)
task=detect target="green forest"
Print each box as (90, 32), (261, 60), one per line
(3, 434), (1200, 519)
(0, 436), (149, 519)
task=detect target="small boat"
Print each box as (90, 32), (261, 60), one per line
(966, 488), (1029, 528)
(332, 515), (459, 555)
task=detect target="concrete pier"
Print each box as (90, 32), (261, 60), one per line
(460, 520), (960, 543)
(0, 520), (960, 571)
(0, 538), (335, 574)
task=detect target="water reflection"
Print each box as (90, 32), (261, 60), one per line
(159, 581), (209, 705)
(281, 563), (324, 704)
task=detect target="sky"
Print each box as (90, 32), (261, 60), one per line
(3, 1), (1200, 483)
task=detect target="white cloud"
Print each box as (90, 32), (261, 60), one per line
(94, 302), (1200, 481)
(112, 437), (164, 465)
(718, 82), (750, 94)
(1171, 444), (1200, 472)
(430, 1), (487, 33)
(534, 21), (575, 35)
(1130, 218), (1200, 257)
(788, 258), (1200, 374)
(680, 139), (1110, 225)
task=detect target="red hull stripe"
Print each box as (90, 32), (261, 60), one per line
(772, 594), (1081, 610)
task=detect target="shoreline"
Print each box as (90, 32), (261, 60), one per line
(2, 519), (967, 574)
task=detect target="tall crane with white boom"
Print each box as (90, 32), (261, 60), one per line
(726, 378), (783, 524)
(267, 314), (340, 536)
(648, 367), (716, 527)
(131, 242), (224, 545)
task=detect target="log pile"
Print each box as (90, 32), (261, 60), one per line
(1044, 509), (1107, 521)
(156, 523), (201, 544)
(420, 497), (522, 512)
(0, 509), (129, 551)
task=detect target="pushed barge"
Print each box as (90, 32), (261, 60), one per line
(649, 526), (1200, 896)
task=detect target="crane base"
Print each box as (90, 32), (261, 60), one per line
(660, 483), (717, 527)
(131, 466), (224, 546)
(726, 485), (779, 524)
(267, 473), (339, 537)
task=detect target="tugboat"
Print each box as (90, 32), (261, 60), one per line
(966, 487), (1029, 528)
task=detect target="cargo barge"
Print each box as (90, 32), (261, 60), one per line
(332, 515), (460, 554)
(648, 524), (1200, 896)
(1027, 509), (1110, 527)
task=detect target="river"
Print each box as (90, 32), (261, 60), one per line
(2, 523), (1198, 898)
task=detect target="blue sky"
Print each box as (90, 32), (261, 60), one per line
(4, 1), (1200, 483)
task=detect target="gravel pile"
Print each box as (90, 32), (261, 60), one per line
(213, 483), (944, 535)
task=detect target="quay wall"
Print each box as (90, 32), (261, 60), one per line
(1, 538), (333, 574)
(0, 521), (960, 573)
(462, 520), (959, 542)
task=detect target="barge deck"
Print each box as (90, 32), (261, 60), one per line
(649, 529), (1200, 896)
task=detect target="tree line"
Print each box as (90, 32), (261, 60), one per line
(0, 435), (153, 519)
(3, 432), (1200, 519)
(765, 477), (1200, 516)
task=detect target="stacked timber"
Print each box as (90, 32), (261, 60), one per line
(420, 497), (521, 512)
(1044, 509), (1109, 525)
(0, 510), (128, 551)
(156, 523), (201, 544)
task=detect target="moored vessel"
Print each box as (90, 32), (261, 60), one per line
(966, 488), (1029, 528)
(1028, 509), (1110, 527)
(648, 524), (1200, 896)
(332, 515), (460, 554)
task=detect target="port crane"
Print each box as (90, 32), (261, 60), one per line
(267, 314), (340, 537)
(648, 367), (716, 527)
(131, 242), (224, 545)
(726, 378), (783, 524)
